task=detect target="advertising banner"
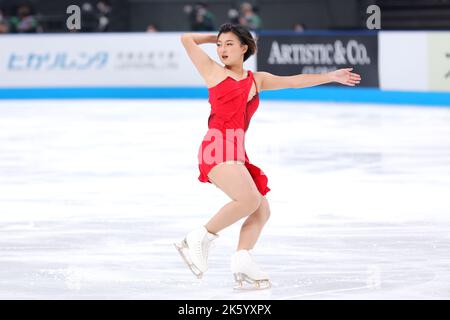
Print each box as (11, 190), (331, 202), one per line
(257, 33), (379, 87)
(0, 33), (256, 88)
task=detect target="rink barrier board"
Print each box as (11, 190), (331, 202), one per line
(0, 87), (449, 107)
(1, 31), (448, 101)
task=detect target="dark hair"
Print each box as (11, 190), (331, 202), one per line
(217, 23), (256, 62)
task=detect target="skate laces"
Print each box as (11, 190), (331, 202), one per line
(201, 235), (217, 261)
(188, 227), (218, 265)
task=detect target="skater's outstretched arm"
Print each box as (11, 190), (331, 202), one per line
(255, 68), (362, 91)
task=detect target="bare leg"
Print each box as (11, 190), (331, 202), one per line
(237, 196), (270, 250)
(204, 162), (262, 234)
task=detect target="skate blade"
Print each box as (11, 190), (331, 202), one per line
(233, 273), (271, 290)
(174, 241), (203, 279)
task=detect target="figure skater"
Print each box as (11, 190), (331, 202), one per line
(174, 23), (361, 289)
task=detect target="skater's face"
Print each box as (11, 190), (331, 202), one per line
(217, 32), (248, 66)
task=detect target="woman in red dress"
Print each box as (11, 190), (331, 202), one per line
(175, 23), (361, 289)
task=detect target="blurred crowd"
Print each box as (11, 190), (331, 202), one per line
(0, 3), (40, 33)
(0, 0), (112, 33)
(0, 0), (306, 34)
(182, 1), (262, 32)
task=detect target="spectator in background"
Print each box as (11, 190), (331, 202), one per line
(238, 2), (262, 31)
(146, 23), (158, 32)
(184, 2), (215, 31)
(80, 2), (97, 32)
(227, 7), (240, 25)
(9, 4), (40, 33)
(96, 0), (112, 32)
(0, 8), (9, 33)
(79, 1), (112, 32)
(293, 22), (306, 32)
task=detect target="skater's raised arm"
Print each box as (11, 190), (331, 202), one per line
(180, 33), (219, 80)
(256, 68), (362, 92)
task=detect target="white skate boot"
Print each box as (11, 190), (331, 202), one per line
(231, 249), (271, 290)
(174, 226), (219, 279)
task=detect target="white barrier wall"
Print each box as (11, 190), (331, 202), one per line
(379, 32), (428, 91)
(428, 32), (450, 92)
(0, 32), (256, 88)
(379, 31), (450, 92)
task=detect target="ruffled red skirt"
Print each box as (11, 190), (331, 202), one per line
(197, 129), (270, 196)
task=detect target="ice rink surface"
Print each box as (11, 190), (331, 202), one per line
(0, 99), (449, 299)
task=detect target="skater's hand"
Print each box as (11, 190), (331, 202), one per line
(329, 68), (361, 86)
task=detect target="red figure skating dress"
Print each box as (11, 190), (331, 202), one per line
(197, 70), (270, 196)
